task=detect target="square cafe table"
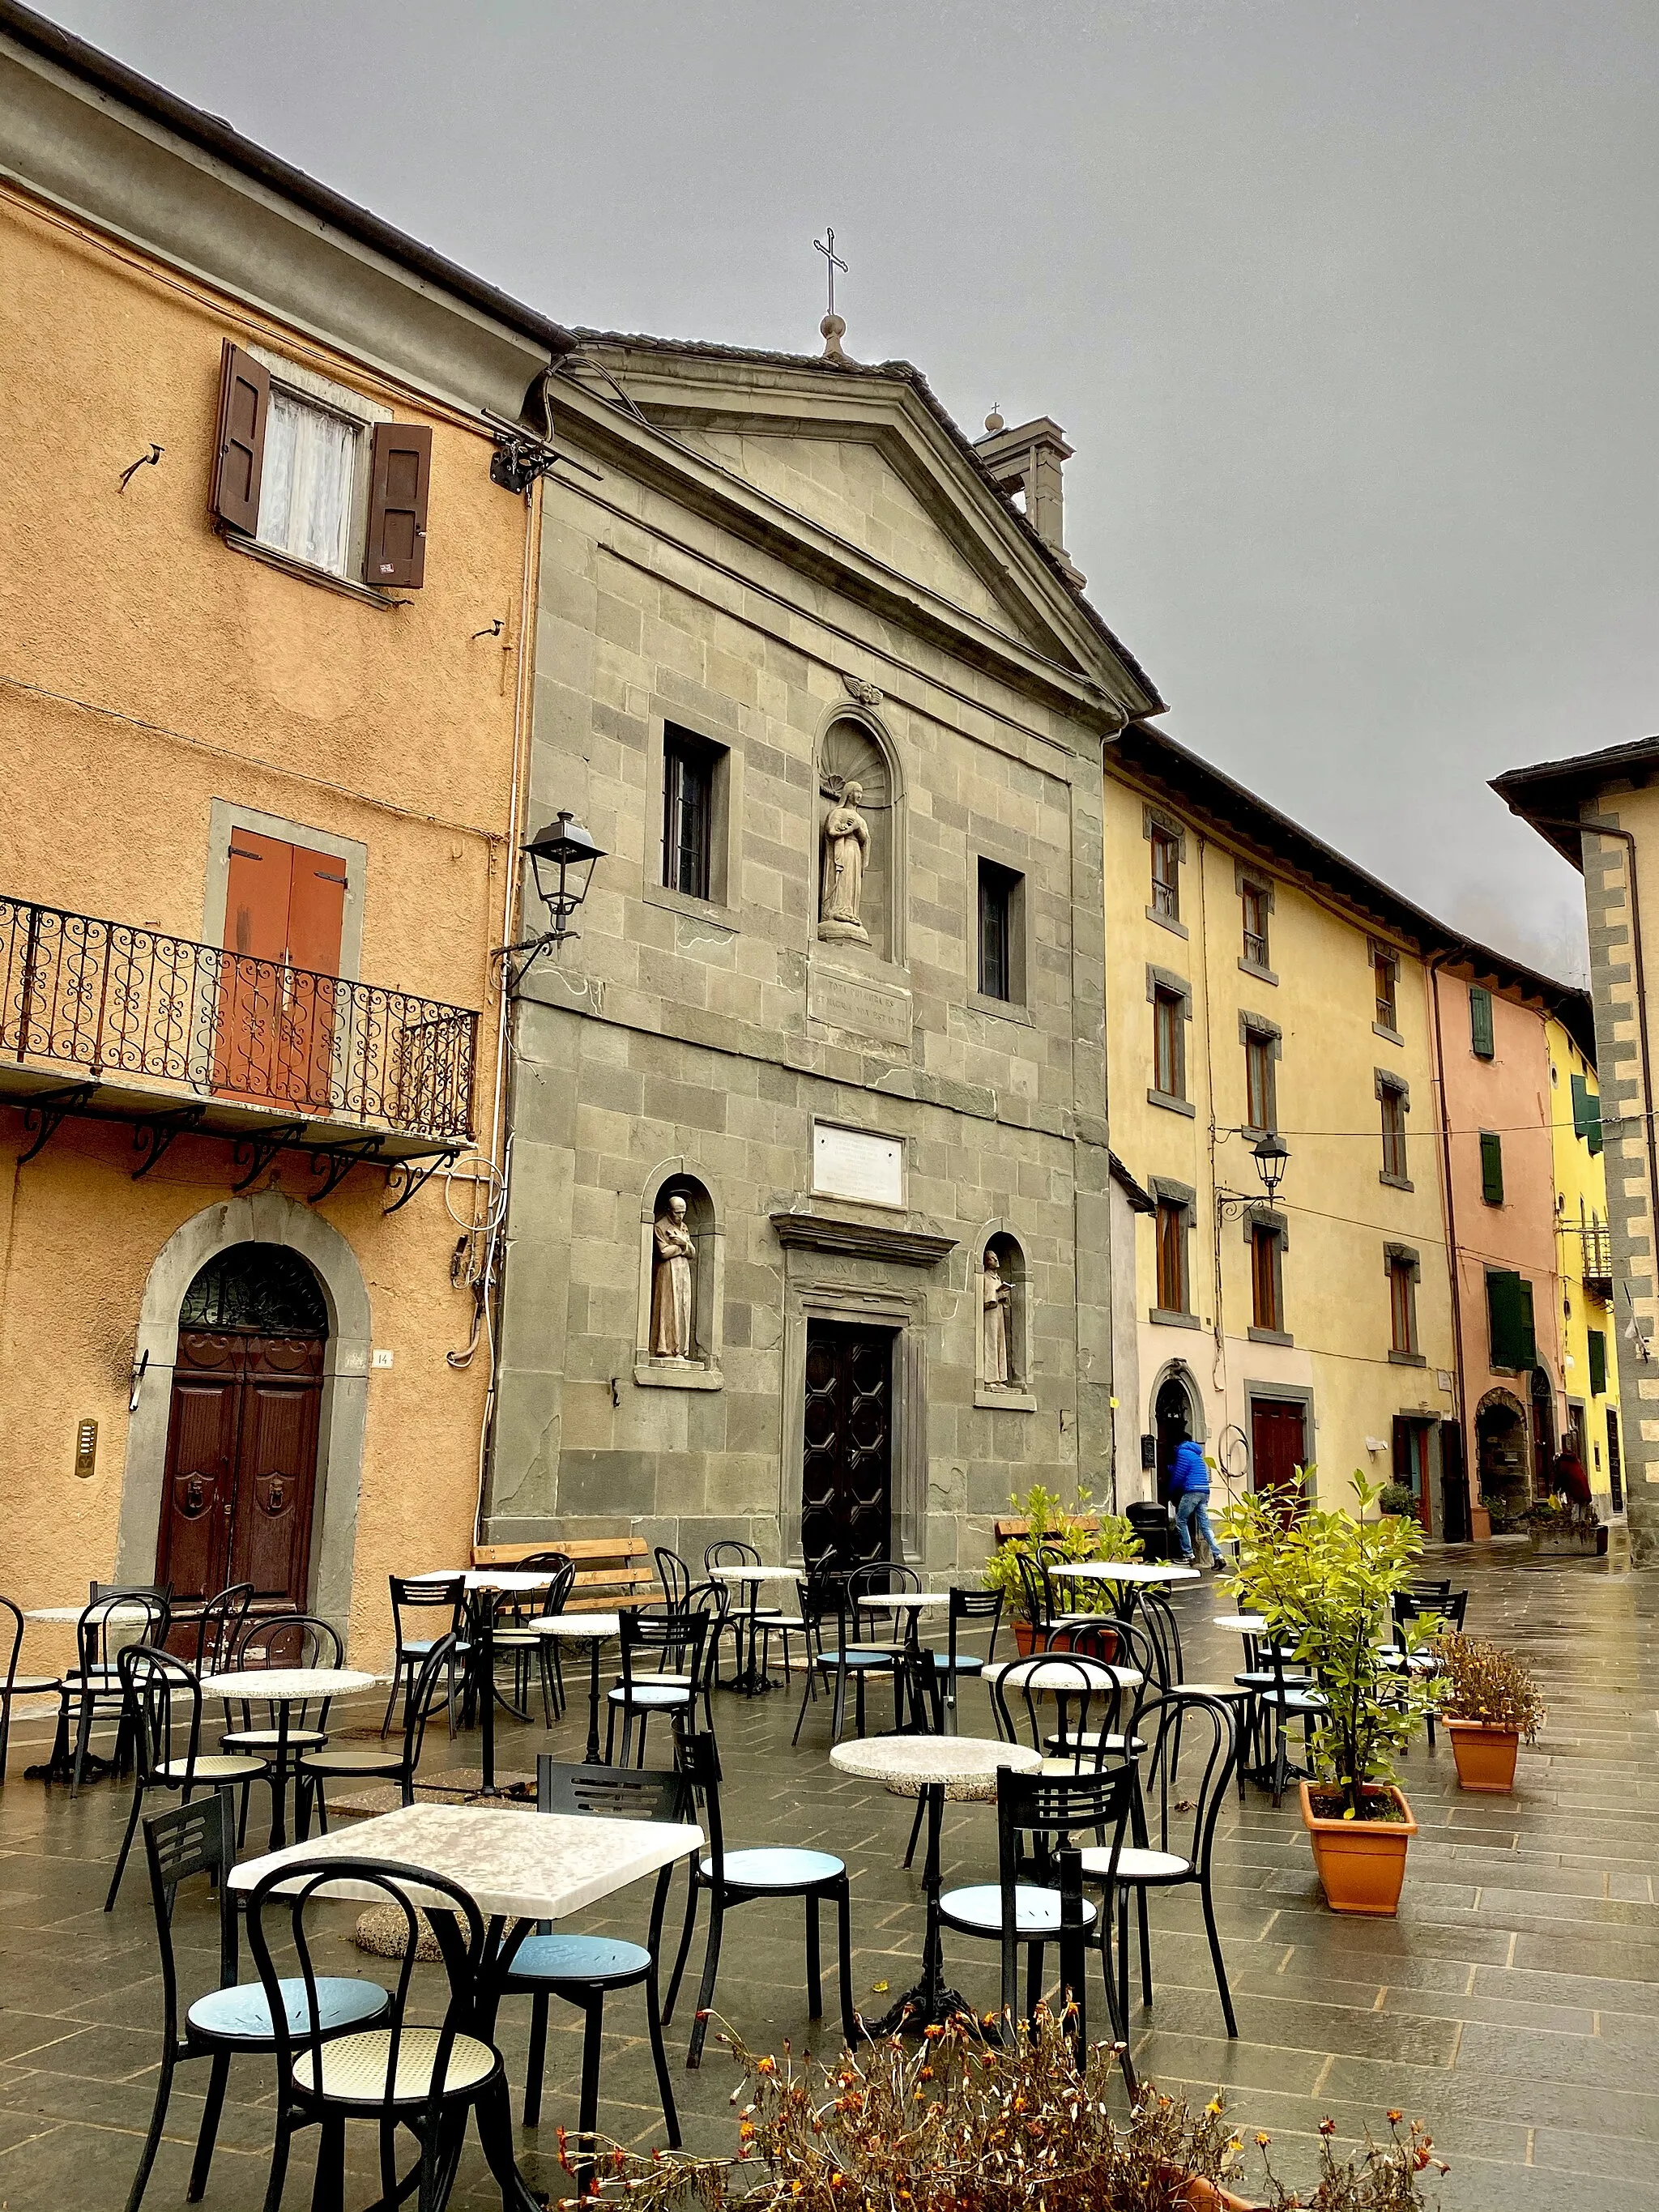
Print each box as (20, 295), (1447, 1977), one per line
(232, 1801), (704, 2207)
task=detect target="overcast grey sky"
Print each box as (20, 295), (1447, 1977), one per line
(43, 0), (1659, 983)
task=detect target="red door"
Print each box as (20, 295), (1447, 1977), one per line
(1251, 1398), (1307, 1502)
(214, 831), (347, 1108)
(157, 1330), (323, 1606)
(1393, 1417), (1433, 1533)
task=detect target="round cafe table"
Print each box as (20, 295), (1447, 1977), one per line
(200, 1666), (373, 1848)
(1048, 1558), (1199, 1623)
(830, 1733), (1041, 2034)
(531, 1613), (620, 1763)
(708, 1565), (802, 1695)
(407, 1570), (557, 1792)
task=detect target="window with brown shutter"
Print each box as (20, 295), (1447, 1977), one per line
(211, 341), (271, 533)
(1149, 828), (1180, 921)
(1244, 1026), (1277, 1132)
(1388, 1256), (1418, 1354)
(1155, 1199), (1189, 1315)
(1242, 881), (1270, 970)
(1374, 948), (1399, 1032)
(364, 423), (433, 588)
(1379, 1079), (1409, 1183)
(1153, 986), (1185, 1100)
(1251, 1222), (1282, 1333)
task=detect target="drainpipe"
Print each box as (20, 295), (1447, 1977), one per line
(1427, 944), (1473, 1525)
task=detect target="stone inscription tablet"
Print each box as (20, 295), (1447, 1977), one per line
(806, 961), (913, 1046)
(812, 1123), (905, 1207)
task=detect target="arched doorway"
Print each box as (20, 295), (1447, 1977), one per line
(1154, 1370), (1198, 1506)
(156, 1244), (328, 1609)
(1529, 1368), (1555, 1495)
(1475, 1389), (1529, 1520)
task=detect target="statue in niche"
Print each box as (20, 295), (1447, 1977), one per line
(650, 1195), (697, 1360)
(982, 1250), (1014, 1387)
(818, 781), (872, 943)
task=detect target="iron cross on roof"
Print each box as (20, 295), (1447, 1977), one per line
(814, 226), (847, 319)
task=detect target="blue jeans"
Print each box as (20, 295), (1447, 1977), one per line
(1175, 1488), (1217, 1563)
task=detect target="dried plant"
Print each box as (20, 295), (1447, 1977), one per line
(574, 2010), (1444, 2212)
(1434, 1636), (1546, 1738)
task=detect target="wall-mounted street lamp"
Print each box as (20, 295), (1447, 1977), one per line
(1217, 1130), (1291, 1217)
(497, 812), (605, 991)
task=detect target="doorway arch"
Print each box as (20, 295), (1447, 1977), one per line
(115, 1191), (372, 1639)
(1474, 1387), (1529, 1519)
(1150, 1362), (1203, 1507)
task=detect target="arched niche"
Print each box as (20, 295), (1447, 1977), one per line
(634, 1159), (724, 1391)
(815, 712), (906, 965)
(973, 1222), (1035, 1411)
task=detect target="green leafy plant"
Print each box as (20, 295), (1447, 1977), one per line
(1435, 1638), (1545, 1738)
(1375, 1482), (1415, 1519)
(981, 1483), (1141, 1623)
(1219, 1472), (1436, 1820)
(582, 2011), (1447, 2212)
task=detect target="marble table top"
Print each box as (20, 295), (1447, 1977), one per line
(709, 1565), (800, 1584)
(855, 1589), (952, 1609)
(1213, 1613), (1268, 1633)
(201, 1668), (375, 1701)
(407, 1570), (552, 1594)
(530, 1612), (621, 1640)
(1047, 1561), (1201, 1585)
(26, 1604), (149, 1624)
(228, 1802), (703, 1921)
(830, 1734), (1042, 1787)
(989, 1655), (1142, 1691)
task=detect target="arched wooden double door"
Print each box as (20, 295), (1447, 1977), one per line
(156, 1245), (327, 1607)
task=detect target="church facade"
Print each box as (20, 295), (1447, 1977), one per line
(487, 339), (1161, 1573)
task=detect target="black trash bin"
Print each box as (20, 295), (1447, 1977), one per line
(1126, 1498), (1175, 1564)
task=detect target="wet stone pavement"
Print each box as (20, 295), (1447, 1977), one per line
(1, 1541), (1657, 2210)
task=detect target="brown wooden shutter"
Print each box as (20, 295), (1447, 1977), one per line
(211, 340), (270, 532)
(364, 422), (432, 587)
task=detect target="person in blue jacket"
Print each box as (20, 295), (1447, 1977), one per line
(1167, 1435), (1219, 1567)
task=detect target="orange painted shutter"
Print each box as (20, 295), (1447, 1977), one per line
(217, 834), (346, 1109)
(211, 341), (271, 532)
(284, 849), (347, 976)
(364, 422), (432, 588)
(224, 830), (292, 961)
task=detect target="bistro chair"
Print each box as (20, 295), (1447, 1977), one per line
(655, 1546), (693, 1613)
(939, 1762), (1135, 2061)
(105, 1645), (271, 1912)
(484, 1562), (569, 1728)
(606, 1608), (713, 1767)
(1013, 1550), (1094, 1652)
(62, 1588), (170, 1793)
(122, 1792), (390, 2212)
(1, 1592), (60, 1785)
(1384, 1588), (1467, 1746)
(791, 1569), (902, 1745)
(382, 1575), (467, 1739)
(245, 1852), (521, 2212)
(1247, 1638), (1325, 1808)
(1137, 1588), (1186, 1685)
(1089, 1689), (1239, 2042)
(989, 1647), (1140, 1775)
(186, 1583), (254, 1677)
(218, 1613), (343, 1840)
(295, 1634), (456, 1836)
(499, 1756), (688, 2179)
(664, 1721), (859, 2068)
(922, 1586), (1004, 1728)
(705, 1540), (797, 1685)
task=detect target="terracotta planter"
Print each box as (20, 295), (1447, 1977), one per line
(1445, 1718), (1520, 1792)
(1012, 1618), (1038, 1657)
(1469, 1503), (1492, 1542)
(1166, 2172), (1259, 2211)
(1299, 1782), (1417, 1916)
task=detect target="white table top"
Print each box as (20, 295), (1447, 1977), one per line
(855, 1589), (952, 1609)
(407, 1570), (552, 1594)
(1047, 1561), (1201, 1586)
(229, 1802), (704, 1922)
(201, 1668), (375, 1701)
(990, 1655), (1142, 1691)
(830, 1735), (1042, 1787)
(530, 1612), (621, 1640)
(26, 1604), (150, 1623)
(1213, 1613), (1268, 1633)
(708, 1565), (800, 1585)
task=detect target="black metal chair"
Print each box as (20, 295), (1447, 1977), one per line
(1013, 1549), (1094, 1652)
(106, 1645), (271, 1912)
(664, 1722), (859, 2068)
(939, 1762), (1135, 2061)
(655, 1545), (693, 1612)
(1137, 1588), (1186, 1684)
(122, 1792), (389, 2212)
(606, 1608), (713, 1767)
(61, 1588), (170, 1792)
(1090, 1689), (1239, 2040)
(486, 1559), (570, 1726)
(245, 1852), (522, 2212)
(186, 1583), (254, 1676)
(791, 1570), (905, 1745)
(500, 1756), (686, 2178)
(1385, 1588), (1467, 1745)
(1246, 1636), (1325, 1807)
(1, 1592), (59, 1784)
(217, 1612), (342, 1840)
(705, 1539), (797, 1685)
(989, 1647), (1141, 1775)
(922, 1586), (1004, 1728)
(296, 1635), (455, 1835)
(382, 1575), (467, 1739)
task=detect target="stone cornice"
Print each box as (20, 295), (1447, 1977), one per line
(767, 1209), (957, 1268)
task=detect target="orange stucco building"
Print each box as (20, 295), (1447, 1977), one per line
(0, 11), (574, 1665)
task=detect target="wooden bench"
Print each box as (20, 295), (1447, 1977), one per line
(471, 1536), (658, 1612)
(992, 1515), (1101, 1549)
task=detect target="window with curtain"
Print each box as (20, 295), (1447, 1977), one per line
(257, 387), (360, 578)
(1155, 1199), (1188, 1315)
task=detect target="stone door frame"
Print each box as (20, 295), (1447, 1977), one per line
(779, 1269), (926, 1567)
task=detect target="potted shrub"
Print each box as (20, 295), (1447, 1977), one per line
(1221, 1473), (1436, 1916)
(583, 2009), (1448, 2211)
(1524, 1498), (1603, 1558)
(1435, 1636), (1544, 1792)
(1375, 1481), (1416, 1521)
(982, 1482), (1141, 1655)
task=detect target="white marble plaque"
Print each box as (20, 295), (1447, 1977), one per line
(812, 1123), (904, 1207)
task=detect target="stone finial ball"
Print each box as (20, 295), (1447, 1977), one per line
(821, 313), (847, 340)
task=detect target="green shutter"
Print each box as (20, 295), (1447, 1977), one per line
(1469, 985), (1495, 1059)
(1479, 1130), (1504, 1205)
(1571, 1071), (1605, 1155)
(1589, 1328), (1607, 1395)
(1487, 1269), (1536, 1369)
(1517, 1278), (1537, 1369)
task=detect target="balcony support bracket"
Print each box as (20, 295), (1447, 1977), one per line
(131, 1105), (208, 1180)
(308, 1136), (385, 1204)
(382, 1147), (460, 1217)
(231, 1123), (309, 1192)
(18, 1083), (97, 1166)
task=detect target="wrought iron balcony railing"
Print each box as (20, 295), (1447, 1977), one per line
(0, 894), (476, 1144)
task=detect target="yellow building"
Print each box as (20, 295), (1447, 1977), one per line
(1546, 1013), (1623, 1512)
(0, 14), (572, 1662)
(1102, 726), (1459, 1524)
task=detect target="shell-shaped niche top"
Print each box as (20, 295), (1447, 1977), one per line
(820, 718), (891, 810)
